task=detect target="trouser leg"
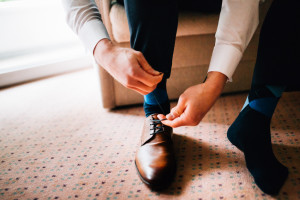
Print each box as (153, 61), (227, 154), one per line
(121, 0), (222, 78)
(252, 0), (300, 90)
(123, 0), (179, 79)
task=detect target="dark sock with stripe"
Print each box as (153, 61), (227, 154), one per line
(143, 79), (170, 117)
(227, 85), (288, 195)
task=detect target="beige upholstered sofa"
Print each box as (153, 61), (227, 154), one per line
(94, 0), (272, 109)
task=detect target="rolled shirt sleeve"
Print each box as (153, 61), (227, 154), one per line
(62, 0), (110, 53)
(208, 0), (260, 81)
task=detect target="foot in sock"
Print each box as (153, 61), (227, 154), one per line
(227, 86), (288, 195)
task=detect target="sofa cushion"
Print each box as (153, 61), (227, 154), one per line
(109, 3), (219, 43)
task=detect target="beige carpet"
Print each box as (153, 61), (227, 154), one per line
(0, 69), (299, 200)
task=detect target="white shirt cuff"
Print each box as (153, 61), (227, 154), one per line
(208, 44), (243, 82)
(78, 19), (110, 53)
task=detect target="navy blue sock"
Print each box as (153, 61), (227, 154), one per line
(143, 79), (170, 117)
(227, 85), (288, 195)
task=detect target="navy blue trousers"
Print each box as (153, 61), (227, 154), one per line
(252, 0), (300, 91)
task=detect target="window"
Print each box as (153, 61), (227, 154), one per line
(0, 0), (92, 87)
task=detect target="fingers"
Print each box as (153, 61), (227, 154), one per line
(157, 95), (201, 128)
(157, 97), (188, 128)
(166, 98), (185, 120)
(165, 104), (202, 127)
(157, 114), (167, 120)
(133, 68), (164, 88)
(129, 86), (149, 95)
(133, 52), (164, 87)
(166, 107), (182, 120)
(157, 113), (190, 128)
(159, 106), (198, 128)
(160, 113), (189, 128)
(135, 51), (161, 76)
(127, 80), (156, 95)
(122, 50), (164, 94)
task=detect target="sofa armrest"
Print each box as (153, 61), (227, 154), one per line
(93, 61), (116, 109)
(93, 0), (116, 109)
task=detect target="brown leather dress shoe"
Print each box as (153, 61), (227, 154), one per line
(135, 114), (176, 190)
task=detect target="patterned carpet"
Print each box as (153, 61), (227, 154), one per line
(0, 69), (299, 200)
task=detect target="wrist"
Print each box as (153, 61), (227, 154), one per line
(204, 71), (227, 94)
(93, 38), (113, 64)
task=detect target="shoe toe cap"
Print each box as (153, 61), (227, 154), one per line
(135, 145), (176, 187)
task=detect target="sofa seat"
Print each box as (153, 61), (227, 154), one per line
(95, 1), (272, 108)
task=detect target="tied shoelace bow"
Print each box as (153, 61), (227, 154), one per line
(150, 118), (167, 135)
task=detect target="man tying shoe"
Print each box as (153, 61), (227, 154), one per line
(62, 0), (299, 194)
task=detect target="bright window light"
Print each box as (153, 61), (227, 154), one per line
(0, 0), (90, 76)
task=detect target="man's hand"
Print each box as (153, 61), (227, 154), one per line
(158, 72), (227, 128)
(94, 39), (164, 95)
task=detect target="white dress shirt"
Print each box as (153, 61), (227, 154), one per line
(62, 0), (260, 81)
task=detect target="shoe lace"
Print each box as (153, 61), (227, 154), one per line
(149, 118), (167, 135)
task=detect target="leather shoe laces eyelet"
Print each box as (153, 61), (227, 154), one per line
(150, 118), (167, 135)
